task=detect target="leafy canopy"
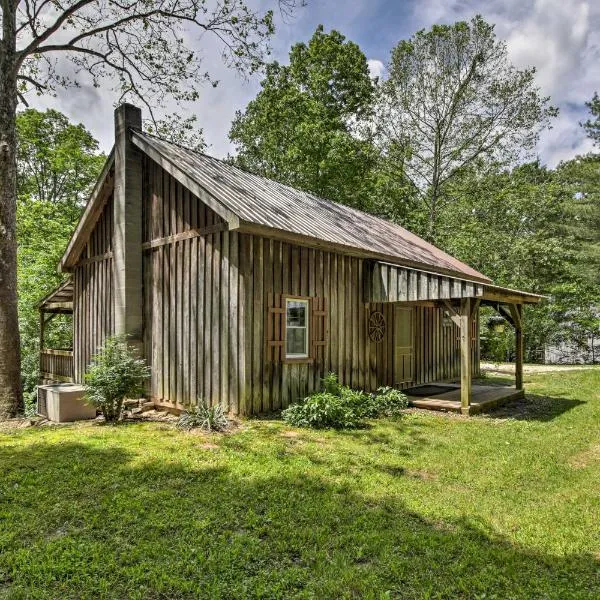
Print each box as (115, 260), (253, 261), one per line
(230, 26), (383, 211)
(17, 109), (105, 396)
(379, 15), (557, 240)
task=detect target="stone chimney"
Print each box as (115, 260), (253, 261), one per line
(113, 103), (143, 348)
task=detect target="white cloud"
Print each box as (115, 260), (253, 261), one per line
(367, 58), (386, 80)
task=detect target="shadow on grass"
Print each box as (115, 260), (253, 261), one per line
(0, 440), (598, 598)
(484, 393), (586, 422)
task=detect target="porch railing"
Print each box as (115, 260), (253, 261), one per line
(40, 349), (74, 382)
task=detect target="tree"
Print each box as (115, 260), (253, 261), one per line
(0, 0), (299, 417)
(582, 92), (600, 145)
(16, 109), (105, 401)
(230, 26), (386, 212)
(17, 108), (105, 204)
(378, 15), (557, 241)
(438, 161), (574, 358)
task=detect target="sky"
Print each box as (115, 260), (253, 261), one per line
(31, 0), (600, 167)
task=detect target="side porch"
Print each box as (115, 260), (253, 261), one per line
(38, 279), (74, 384)
(367, 262), (542, 415)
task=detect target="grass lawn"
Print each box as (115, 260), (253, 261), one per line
(1, 370), (599, 599)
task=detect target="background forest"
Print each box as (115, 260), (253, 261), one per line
(18, 17), (600, 404)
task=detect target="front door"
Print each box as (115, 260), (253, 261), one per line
(394, 306), (414, 386)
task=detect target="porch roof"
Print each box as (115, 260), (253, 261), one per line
(38, 279), (73, 314)
(366, 261), (543, 305)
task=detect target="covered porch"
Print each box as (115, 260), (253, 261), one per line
(367, 262), (543, 415)
(38, 279), (74, 383)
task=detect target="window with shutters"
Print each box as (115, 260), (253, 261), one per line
(266, 294), (327, 364)
(286, 298), (309, 358)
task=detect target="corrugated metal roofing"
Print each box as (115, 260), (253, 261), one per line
(133, 131), (490, 283)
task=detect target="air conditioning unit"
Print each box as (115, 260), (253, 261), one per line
(36, 384), (96, 422)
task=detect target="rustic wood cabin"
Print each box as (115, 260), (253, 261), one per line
(38, 104), (542, 415)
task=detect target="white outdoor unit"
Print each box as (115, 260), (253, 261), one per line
(37, 384), (96, 422)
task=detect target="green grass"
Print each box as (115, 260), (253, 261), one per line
(1, 370), (599, 599)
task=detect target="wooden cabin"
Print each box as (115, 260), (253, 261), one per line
(38, 104), (541, 415)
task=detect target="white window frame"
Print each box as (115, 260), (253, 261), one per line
(285, 298), (310, 359)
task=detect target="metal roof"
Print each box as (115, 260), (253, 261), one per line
(132, 132), (491, 283)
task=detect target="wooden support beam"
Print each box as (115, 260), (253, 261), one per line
(441, 300), (462, 328)
(509, 303), (524, 390)
(460, 297), (472, 414)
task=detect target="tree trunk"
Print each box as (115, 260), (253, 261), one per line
(0, 1), (22, 418)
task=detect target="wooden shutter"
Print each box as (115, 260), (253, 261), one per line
(394, 306), (414, 385)
(311, 297), (328, 363)
(266, 293), (285, 363)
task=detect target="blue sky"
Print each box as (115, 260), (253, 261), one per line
(34, 0), (600, 166)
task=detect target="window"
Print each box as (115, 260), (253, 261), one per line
(286, 298), (309, 358)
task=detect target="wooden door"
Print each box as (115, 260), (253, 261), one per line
(394, 306), (414, 386)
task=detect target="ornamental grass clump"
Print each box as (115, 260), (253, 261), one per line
(177, 403), (229, 432)
(84, 336), (151, 423)
(282, 373), (409, 429)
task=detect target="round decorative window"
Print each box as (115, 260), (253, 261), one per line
(368, 311), (386, 342)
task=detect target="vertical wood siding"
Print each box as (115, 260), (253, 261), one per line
(139, 157), (480, 414)
(72, 195), (114, 382)
(142, 158), (242, 411)
(240, 234), (480, 413)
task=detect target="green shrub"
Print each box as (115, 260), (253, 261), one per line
(84, 336), (150, 423)
(368, 386), (409, 417)
(282, 374), (409, 429)
(282, 392), (360, 429)
(177, 403), (229, 432)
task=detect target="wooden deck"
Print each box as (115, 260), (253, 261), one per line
(406, 383), (524, 415)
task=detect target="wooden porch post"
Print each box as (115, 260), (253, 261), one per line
(510, 303), (524, 390)
(460, 297), (472, 415)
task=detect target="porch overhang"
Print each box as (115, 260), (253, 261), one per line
(365, 260), (544, 306)
(37, 279), (74, 314)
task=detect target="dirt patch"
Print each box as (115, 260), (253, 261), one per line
(197, 442), (220, 450)
(406, 468), (438, 481)
(280, 430), (301, 438)
(569, 444), (600, 469)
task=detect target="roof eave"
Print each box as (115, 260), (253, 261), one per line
(59, 150), (115, 272)
(237, 221), (492, 285)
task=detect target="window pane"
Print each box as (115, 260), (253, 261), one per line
(287, 327), (307, 356)
(287, 301), (306, 327)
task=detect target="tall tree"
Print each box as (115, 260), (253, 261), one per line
(0, 0), (299, 417)
(581, 92), (600, 145)
(378, 15), (557, 241)
(16, 109), (105, 398)
(230, 26), (393, 212)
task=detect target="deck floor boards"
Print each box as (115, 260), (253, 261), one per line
(407, 384), (524, 415)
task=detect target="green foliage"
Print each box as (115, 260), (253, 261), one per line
(230, 26), (415, 219)
(84, 336), (151, 423)
(282, 373), (408, 429)
(282, 391), (361, 429)
(582, 92), (600, 145)
(367, 386), (409, 417)
(16, 109), (105, 394)
(378, 15), (556, 240)
(177, 403), (229, 432)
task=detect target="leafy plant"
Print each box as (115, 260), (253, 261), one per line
(282, 374), (409, 429)
(368, 387), (409, 417)
(282, 392), (360, 429)
(84, 336), (150, 423)
(177, 403), (229, 432)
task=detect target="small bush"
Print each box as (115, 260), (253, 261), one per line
(368, 386), (409, 417)
(177, 403), (228, 432)
(84, 336), (150, 423)
(282, 374), (409, 429)
(282, 392), (360, 429)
